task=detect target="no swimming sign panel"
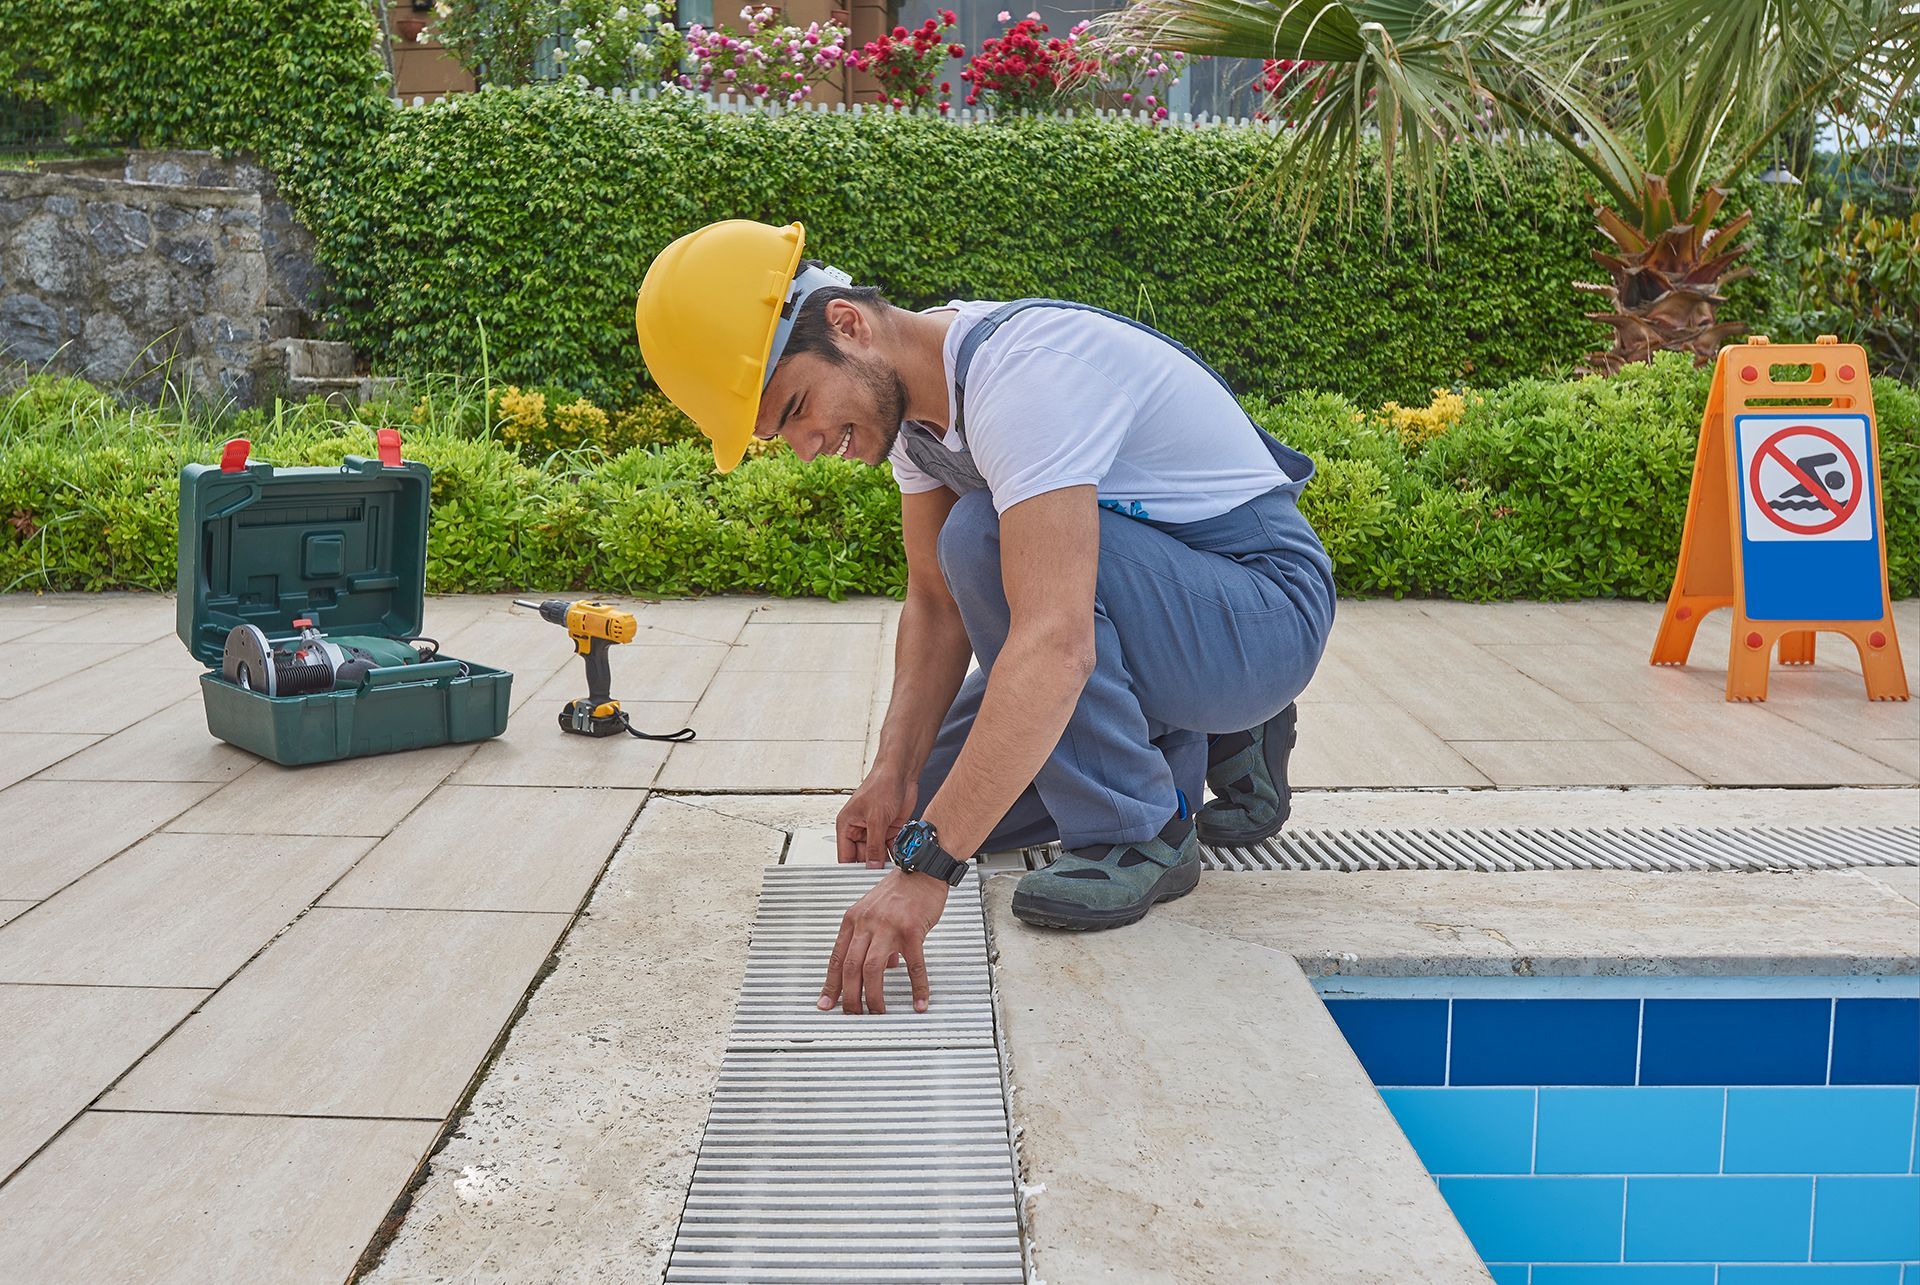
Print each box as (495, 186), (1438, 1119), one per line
(1733, 412), (1883, 621)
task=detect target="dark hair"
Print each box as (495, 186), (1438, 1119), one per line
(778, 259), (889, 368)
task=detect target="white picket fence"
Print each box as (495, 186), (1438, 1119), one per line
(401, 82), (1283, 134)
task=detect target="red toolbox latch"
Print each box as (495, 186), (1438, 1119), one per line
(376, 428), (404, 468)
(219, 438), (252, 472)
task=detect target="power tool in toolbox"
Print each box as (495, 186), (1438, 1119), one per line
(515, 599), (696, 742)
(220, 620), (450, 696)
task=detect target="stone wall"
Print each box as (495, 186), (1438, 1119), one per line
(0, 151), (324, 404)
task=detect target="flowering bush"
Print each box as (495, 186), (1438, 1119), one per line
(1251, 58), (1321, 123)
(681, 6), (849, 105)
(1090, 40), (1185, 119)
(552, 2), (685, 89)
(960, 11), (1098, 112)
(848, 10), (963, 112)
(431, 0), (552, 85)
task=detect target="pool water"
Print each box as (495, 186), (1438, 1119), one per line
(1317, 976), (1920, 1284)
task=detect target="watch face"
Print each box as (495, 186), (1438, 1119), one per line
(894, 821), (932, 867)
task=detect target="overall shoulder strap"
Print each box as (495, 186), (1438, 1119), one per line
(951, 298), (1244, 438)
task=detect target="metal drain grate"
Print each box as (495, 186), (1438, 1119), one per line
(1198, 825), (1920, 872)
(666, 866), (1024, 1284)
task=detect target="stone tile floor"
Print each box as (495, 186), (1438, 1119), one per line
(0, 590), (1914, 1283)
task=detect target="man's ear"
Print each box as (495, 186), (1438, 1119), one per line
(824, 298), (871, 349)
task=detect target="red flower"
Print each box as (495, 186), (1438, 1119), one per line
(892, 25), (907, 38)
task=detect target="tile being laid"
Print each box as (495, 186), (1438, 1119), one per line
(0, 779), (220, 900)
(0, 983), (207, 1178)
(0, 1111), (437, 1285)
(322, 784), (642, 913)
(103, 905), (568, 1118)
(34, 698), (254, 783)
(0, 832), (372, 987)
(164, 744), (475, 837)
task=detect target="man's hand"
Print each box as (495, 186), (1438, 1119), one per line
(837, 768), (917, 868)
(818, 869), (949, 1014)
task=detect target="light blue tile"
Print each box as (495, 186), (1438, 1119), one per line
(1725, 1089), (1916, 1174)
(1438, 1176), (1623, 1263)
(1812, 1176), (1920, 1261)
(1533, 1267), (1716, 1284)
(1625, 1177), (1813, 1262)
(1382, 1088), (1535, 1175)
(1536, 1089), (1723, 1175)
(1721, 1268), (1903, 1284)
(1488, 1266), (1531, 1285)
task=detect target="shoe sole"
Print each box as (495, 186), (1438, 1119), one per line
(1009, 857), (1201, 931)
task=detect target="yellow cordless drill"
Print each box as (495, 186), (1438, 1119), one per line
(515, 599), (694, 742)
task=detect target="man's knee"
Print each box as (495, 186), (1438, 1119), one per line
(936, 489), (1001, 592)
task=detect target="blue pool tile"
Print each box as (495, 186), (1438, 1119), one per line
(1322, 999), (1447, 1086)
(1450, 1000), (1640, 1086)
(1533, 1268), (1716, 1284)
(1487, 1266), (1530, 1285)
(1721, 1269), (1902, 1284)
(1725, 1088), (1917, 1174)
(1536, 1088), (1723, 1175)
(1640, 999), (1831, 1086)
(1438, 1176), (1624, 1262)
(1625, 1176), (1813, 1261)
(1832, 999), (1920, 1085)
(1381, 1088), (1535, 1175)
(1812, 1175), (1920, 1261)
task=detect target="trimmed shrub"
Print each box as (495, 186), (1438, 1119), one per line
(295, 85), (1692, 410)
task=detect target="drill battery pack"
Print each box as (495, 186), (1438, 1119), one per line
(175, 433), (512, 766)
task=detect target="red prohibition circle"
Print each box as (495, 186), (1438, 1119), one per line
(1747, 425), (1864, 536)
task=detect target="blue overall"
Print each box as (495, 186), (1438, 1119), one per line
(906, 300), (1337, 851)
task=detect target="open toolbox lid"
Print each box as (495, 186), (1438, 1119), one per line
(176, 431), (432, 668)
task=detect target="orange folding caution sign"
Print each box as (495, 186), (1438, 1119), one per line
(1651, 336), (1908, 702)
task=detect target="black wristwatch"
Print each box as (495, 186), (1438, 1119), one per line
(888, 819), (969, 886)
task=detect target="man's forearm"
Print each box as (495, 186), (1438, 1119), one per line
(870, 593), (973, 786)
(920, 626), (1091, 859)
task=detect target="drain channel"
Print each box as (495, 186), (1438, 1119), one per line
(667, 866), (1023, 1284)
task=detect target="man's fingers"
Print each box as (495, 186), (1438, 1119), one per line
(905, 940), (931, 1013)
(818, 916), (854, 1010)
(861, 940), (889, 1015)
(836, 818), (863, 865)
(842, 931), (874, 1015)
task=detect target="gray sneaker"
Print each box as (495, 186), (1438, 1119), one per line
(1197, 703), (1297, 847)
(1010, 804), (1201, 931)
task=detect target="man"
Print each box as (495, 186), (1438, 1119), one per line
(635, 219), (1334, 1016)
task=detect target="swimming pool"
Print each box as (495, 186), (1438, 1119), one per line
(1318, 975), (1920, 1284)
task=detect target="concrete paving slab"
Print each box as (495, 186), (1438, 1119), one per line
(0, 1111), (437, 1285)
(1418, 599), (1603, 647)
(0, 901), (31, 927)
(0, 984), (207, 1179)
(430, 613), (578, 713)
(7, 603), (176, 647)
(1295, 645), (1399, 704)
(0, 643), (205, 734)
(1450, 739), (1701, 787)
(103, 906), (568, 1118)
(1484, 642), (1727, 704)
(1289, 785), (1920, 828)
(1153, 869), (1920, 978)
(1292, 702), (1492, 788)
(603, 642), (731, 703)
(719, 620), (882, 674)
(447, 665), (685, 789)
(1592, 699), (1914, 785)
(1763, 668), (1920, 745)
(1854, 866), (1920, 907)
(0, 641), (137, 700)
(986, 878), (1490, 1284)
(628, 595), (761, 643)
(1860, 739), (1920, 777)
(749, 596), (895, 623)
(656, 737), (867, 791)
(321, 784), (642, 913)
(0, 731), (98, 788)
(33, 697), (254, 783)
(163, 744), (475, 837)
(364, 796), (773, 1284)
(0, 595), (104, 623)
(0, 779), (219, 899)
(0, 833), (373, 987)
(685, 667), (873, 741)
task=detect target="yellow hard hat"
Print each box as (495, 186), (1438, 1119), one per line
(634, 219), (852, 473)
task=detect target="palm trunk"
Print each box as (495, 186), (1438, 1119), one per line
(1574, 179), (1755, 374)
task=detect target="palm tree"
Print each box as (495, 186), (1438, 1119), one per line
(1099, 0), (1919, 372)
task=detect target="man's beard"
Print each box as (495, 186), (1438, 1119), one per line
(855, 355), (910, 462)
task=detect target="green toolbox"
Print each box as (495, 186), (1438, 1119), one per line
(176, 431), (511, 765)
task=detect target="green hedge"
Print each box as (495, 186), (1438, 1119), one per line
(0, 0), (387, 170)
(6, 357), (1913, 602)
(295, 85), (1744, 410)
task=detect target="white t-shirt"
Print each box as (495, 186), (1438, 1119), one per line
(887, 300), (1289, 524)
